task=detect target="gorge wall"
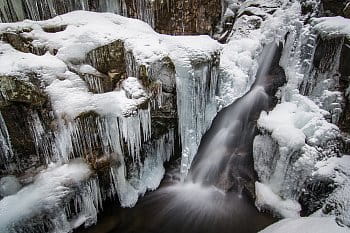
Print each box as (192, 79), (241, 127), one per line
(0, 0), (221, 35)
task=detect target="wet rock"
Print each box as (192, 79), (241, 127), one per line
(321, 0), (350, 16)
(150, 56), (176, 93)
(153, 0), (221, 35)
(0, 76), (47, 108)
(299, 176), (336, 216)
(0, 175), (22, 197)
(42, 25), (67, 33)
(344, 2), (350, 18)
(86, 40), (126, 91)
(0, 105), (53, 176)
(0, 31), (46, 56)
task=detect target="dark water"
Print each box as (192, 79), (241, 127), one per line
(78, 41), (285, 233)
(79, 162), (276, 233)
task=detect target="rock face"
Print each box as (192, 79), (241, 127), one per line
(153, 0), (221, 35)
(0, 0), (222, 35)
(321, 0), (350, 17)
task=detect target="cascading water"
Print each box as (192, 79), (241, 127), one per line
(87, 41), (287, 233)
(189, 41), (281, 192)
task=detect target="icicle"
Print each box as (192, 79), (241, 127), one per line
(176, 61), (219, 177)
(119, 107), (151, 165)
(77, 178), (103, 227)
(125, 52), (139, 78)
(109, 160), (139, 207)
(83, 74), (104, 93)
(0, 111), (14, 161)
(138, 128), (175, 191)
(108, 128), (175, 207)
(28, 111), (54, 164)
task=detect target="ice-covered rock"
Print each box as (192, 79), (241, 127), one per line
(313, 16), (350, 39)
(253, 1), (349, 225)
(217, 0), (301, 108)
(255, 182), (301, 218)
(308, 155), (350, 226)
(0, 11), (222, 232)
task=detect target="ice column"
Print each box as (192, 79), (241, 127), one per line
(176, 61), (219, 176)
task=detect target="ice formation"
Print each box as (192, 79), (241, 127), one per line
(217, 0), (300, 108)
(253, 0), (349, 226)
(311, 155), (350, 226)
(165, 36), (221, 175)
(255, 182), (301, 218)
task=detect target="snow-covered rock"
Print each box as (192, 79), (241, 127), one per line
(255, 182), (301, 218)
(313, 16), (350, 39)
(0, 159), (96, 233)
(0, 10), (222, 233)
(253, 2), (349, 226)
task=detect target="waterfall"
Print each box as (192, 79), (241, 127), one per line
(110, 41), (286, 233)
(188, 41), (282, 191)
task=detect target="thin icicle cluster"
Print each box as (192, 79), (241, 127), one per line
(0, 111), (14, 161)
(109, 129), (175, 207)
(83, 74), (105, 93)
(66, 177), (104, 228)
(53, 108), (152, 164)
(0, 0), (155, 27)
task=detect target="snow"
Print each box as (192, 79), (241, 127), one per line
(122, 77), (147, 99)
(260, 217), (350, 233)
(0, 159), (92, 232)
(46, 73), (149, 120)
(258, 103), (306, 150)
(255, 182), (301, 218)
(313, 16), (350, 39)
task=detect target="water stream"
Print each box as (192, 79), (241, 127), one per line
(78, 41), (285, 233)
